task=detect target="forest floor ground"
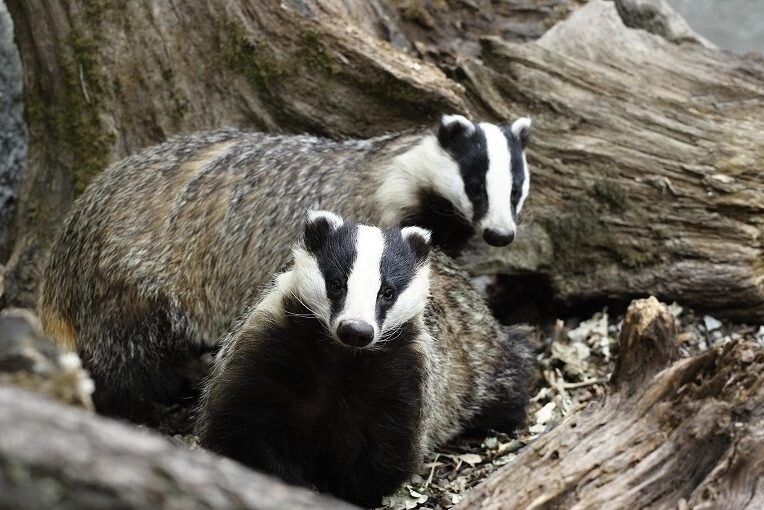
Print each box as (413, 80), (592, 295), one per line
(146, 298), (763, 510)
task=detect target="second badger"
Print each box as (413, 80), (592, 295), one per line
(196, 212), (534, 507)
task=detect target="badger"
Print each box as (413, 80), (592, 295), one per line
(39, 114), (532, 418)
(196, 211), (534, 508)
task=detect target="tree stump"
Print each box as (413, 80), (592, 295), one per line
(455, 296), (764, 509)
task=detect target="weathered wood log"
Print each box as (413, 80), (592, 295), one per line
(457, 1), (764, 321)
(1, 0), (585, 309)
(0, 384), (358, 510)
(455, 296), (764, 509)
(0, 307), (93, 409)
(2, 0), (470, 306)
(4, 0), (763, 322)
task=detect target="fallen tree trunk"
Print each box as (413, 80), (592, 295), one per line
(2, 0), (471, 306)
(1, 0), (583, 308)
(457, 0), (764, 321)
(3, 0), (763, 321)
(0, 385), (358, 510)
(456, 296), (764, 509)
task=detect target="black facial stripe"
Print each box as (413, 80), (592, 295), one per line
(505, 128), (526, 218)
(399, 189), (473, 254)
(313, 223), (357, 319)
(377, 229), (420, 325)
(441, 124), (489, 223)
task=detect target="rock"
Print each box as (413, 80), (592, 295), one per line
(614, 0), (716, 48)
(0, 0), (26, 257)
(0, 308), (93, 408)
(702, 314), (723, 332)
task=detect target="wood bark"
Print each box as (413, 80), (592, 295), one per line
(0, 384), (358, 510)
(455, 296), (764, 509)
(456, 1), (764, 321)
(3, 0), (763, 321)
(2, 0), (468, 306)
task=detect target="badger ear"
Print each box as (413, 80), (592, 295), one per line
(437, 114), (475, 148)
(304, 210), (343, 253)
(511, 117), (532, 149)
(401, 226), (432, 264)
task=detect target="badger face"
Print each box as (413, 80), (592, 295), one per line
(437, 114), (532, 247)
(291, 211), (431, 349)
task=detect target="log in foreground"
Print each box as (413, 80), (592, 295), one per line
(456, 296), (764, 509)
(0, 386), (358, 510)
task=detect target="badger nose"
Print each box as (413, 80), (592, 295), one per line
(483, 228), (515, 246)
(336, 320), (375, 348)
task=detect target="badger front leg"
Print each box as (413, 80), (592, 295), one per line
(466, 325), (534, 434)
(76, 293), (204, 424)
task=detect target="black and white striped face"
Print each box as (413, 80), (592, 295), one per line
(291, 211), (431, 349)
(437, 114), (532, 246)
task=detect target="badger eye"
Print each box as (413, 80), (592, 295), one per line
(329, 279), (345, 295)
(380, 287), (395, 301)
(467, 182), (483, 195)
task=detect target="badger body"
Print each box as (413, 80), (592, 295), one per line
(196, 212), (533, 507)
(40, 115), (532, 418)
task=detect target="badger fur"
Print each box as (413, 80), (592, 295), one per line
(196, 211), (534, 508)
(39, 114), (531, 418)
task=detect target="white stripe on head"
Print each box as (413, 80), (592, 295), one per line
(512, 116), (531, 215)
(252, 241), (334, 329)
(517, 151), (530, 215)
(381, 263), (430, 335)
(333, 225), (384, 339)
(253, 270), (294, 317)
(479, 123), (515, 236)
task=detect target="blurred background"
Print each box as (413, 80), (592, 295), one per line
(666, 0), (764, 54)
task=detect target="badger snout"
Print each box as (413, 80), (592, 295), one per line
(336, 320), (375, 348)
(483, 228), (515, 247)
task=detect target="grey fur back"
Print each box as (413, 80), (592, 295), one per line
(40, 128), (420, 349)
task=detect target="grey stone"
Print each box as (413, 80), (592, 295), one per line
(0, 0), (26, 258)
